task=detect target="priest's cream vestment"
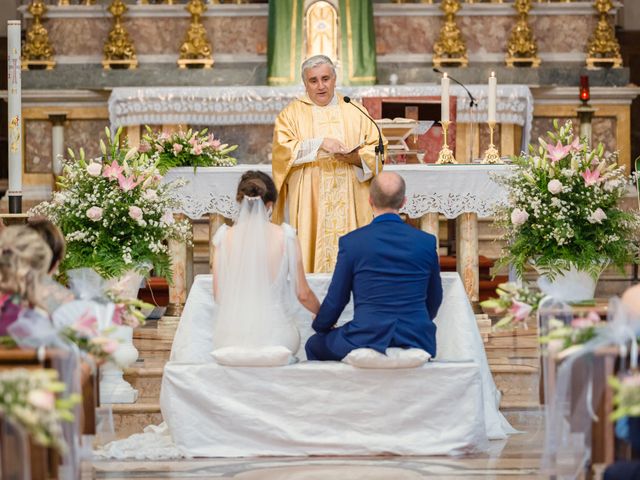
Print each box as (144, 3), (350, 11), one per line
(272, 94), (383, 273)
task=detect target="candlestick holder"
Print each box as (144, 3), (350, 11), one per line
(436, 120), (457, 164)
(482, 121), (502, 164)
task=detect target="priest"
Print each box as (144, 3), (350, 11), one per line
(272, 55), (384, 273)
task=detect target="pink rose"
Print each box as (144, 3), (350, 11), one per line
(142, 189), (158, 201)
(138, 142), (151, 153)
(28, 389), (55, 411)
(91, 337), (119, 354)
(86, 162), (102, 177)
(547, 179), (563, 195)
(128, 206), (143, 221)
(86, 206), (103, 222)
(510, 208), (529, 226)
(172, 143), (183, 155)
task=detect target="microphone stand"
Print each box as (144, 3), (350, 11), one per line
(343, 96), (383, 174)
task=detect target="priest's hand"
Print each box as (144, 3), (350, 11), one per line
(334, 151), (362, 166)
(320, 137), (347, 155)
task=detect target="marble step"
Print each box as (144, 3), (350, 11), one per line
(108, 402), (162, 441)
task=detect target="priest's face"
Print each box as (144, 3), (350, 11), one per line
(303, 64), (336, 107)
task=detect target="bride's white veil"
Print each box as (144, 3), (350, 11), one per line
(212, 195), (284, 349)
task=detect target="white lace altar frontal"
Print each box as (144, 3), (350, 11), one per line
(163, 164), (513, 220)
(156, 273), (516, 457)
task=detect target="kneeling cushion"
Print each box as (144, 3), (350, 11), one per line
(211, 346), (296, 367)
(342, 347), (431, 369)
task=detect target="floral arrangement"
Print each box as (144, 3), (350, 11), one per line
(30, 127), (192, 281)
(0, 369), (80, 453)
(494, 120), (639, 280)
(480, 282), (545, 330)
(609, 373), (640, 421)
(539, 311), (605, 355)
(141, 127), (238, 174)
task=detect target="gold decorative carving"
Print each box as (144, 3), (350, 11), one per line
(433, 0), (468, 68)
(22, 0), (55, 70)
(586, 0), (622, 69)
(178, 0), (214, 69)
(505, 0), (541, 67)
(57, 0), (69, 5)
(102, 0), (138, 70)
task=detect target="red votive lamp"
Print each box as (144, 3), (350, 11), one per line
(579, 75), (590, 103)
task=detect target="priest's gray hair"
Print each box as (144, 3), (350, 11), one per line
(301, 55), (336, 81)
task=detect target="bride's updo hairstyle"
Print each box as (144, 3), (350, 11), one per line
(236, 171), (278, 205)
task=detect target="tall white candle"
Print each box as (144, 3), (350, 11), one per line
(488, 71), (497, 124)
(7, 20), (22, 212)
(441, 73), (450, 123)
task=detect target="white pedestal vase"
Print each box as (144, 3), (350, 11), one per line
(100, 269), (146, 404)
(100, 325), (139, 404)
(536, 265), (599, 303)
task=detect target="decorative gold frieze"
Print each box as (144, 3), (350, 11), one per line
(586, 0), (622, 69)
(433, 0), (468, 68)
(505, 0), (541, 68)
(22, 0), (55, 70)
(103, 0), (137, 70)
(178, 0), (214, 69)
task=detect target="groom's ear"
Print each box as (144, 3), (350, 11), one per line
(401, 196), (407, 209)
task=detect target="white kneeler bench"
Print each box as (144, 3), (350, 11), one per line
(161, 360), (487, 457)
(162, 273), (514, 457)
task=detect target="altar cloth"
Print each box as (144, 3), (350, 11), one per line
(162, 272), (515, 456)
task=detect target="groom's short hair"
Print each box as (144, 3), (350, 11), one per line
(370, 172), (406, 210)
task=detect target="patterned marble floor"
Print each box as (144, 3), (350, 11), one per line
(88, 411), (549, 480)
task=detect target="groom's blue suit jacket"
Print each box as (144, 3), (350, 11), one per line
(312, 213), (443, 358)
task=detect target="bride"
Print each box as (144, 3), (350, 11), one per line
(210, 170), (320, 356)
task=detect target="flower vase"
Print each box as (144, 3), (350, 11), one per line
(99, 324), (139, 404)
(536, 265), (599, 303)
(99, 269), (145, 404)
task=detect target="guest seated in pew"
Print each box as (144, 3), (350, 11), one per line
(305, 171), (443, 361)
(0, 226), (52, 335)
(211, 171), (320, 358)
(26, 217), (75, 314)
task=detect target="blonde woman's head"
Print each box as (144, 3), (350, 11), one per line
(0, 225), (52, 306)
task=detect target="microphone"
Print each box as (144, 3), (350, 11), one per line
(343, 96), (384, 173)
(433, 68), (477, 109)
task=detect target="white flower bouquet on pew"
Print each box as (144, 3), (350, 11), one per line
(29, 127), (192, 283)
(0, 369), (80, 453)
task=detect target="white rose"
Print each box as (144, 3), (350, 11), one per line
(86, 206), (103, 221)
(27, 389), (55, 411)
(510, 208), (529, 226)
(142, 189), (158, 201)
(161, 211), (175, 225)
(128, 206), (143, 221)
(547, 179), (563, 195)
(588, 208), (607, 224)
(86, 162), (102, 177)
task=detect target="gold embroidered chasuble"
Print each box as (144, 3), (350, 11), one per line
(272, 94), (383, 273)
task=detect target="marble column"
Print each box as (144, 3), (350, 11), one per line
(208, 213), (226, 270)
(49, 113), (67, 177)
(419, 213), (440, 247)
(166, 213), (188, 317)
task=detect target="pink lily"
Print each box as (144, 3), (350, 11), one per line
(571, 311), (600, 329)
(102, 159), (124, 180)
(546, 141), (572, 163)
(117, 173), (141, 192)
(569, 136), (581, 151)
(72, 310), (98, 337)
(510, 301), (533, 324)
(581, 167), (601, 186)
(210, 139), (222, 150)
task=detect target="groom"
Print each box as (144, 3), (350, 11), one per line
(305, 172), (443, 361)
